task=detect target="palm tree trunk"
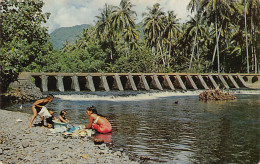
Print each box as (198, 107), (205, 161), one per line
(216, 16), (220, 73)
(168, 41), (171, 68)
(189, 3), (202, 70)
(158, 42), (165, 67)
(197, 43), (200, 69)
(251, 9), (257, 73)
(189, 27), (198, 70)
(211, 25), (222, 73)
(244, 0), (249, 73)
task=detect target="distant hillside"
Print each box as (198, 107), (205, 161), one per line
(50, 24), (91, 50)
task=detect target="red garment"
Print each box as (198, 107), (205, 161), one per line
(93, 122), (112, 133)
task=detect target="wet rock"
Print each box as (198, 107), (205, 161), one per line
(140, 156), (151, 160)
(94, 138), (104, 145)
(199, 89), (236, 101)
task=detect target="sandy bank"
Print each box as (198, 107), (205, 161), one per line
(0, 109), (139, 164)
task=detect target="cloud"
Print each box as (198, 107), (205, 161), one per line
(43, 0), (190, 33)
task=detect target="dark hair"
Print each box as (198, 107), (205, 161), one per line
(48, 108), (54, 112)
(86, 106), (105, 117)
(47, 94), (54, 99)
(86, 105), (97, 114)
(60, 110), (66, 116)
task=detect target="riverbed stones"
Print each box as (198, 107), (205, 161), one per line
(199, 89), (237, 101)
(0, 109), (139, 164)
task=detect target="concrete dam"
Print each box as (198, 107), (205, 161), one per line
(19, 72), (260, 92)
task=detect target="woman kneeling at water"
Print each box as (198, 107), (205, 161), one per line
(84, 106), (112, 133)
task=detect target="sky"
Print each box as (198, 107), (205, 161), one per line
(43, 0), (191, 33)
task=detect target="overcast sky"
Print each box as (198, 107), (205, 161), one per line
(43, 0), (191, 33)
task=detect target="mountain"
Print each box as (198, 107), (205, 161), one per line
(50, 24), (91, 50)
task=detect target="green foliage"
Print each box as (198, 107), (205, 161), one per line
(0, 0), (51, 91)
(112, 48), (155, 73)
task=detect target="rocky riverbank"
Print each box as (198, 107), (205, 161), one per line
(0, 109), (139, 164)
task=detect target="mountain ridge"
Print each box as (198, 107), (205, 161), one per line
(50, 24), (91, 50)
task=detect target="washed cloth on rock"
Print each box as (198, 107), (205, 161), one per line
(49, 121), (68, 133)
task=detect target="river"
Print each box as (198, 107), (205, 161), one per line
(4, 90), (260, 163)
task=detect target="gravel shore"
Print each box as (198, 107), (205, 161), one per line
(0, 109), (139, 164)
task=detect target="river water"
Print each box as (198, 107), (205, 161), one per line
(4, 90), (260, 163)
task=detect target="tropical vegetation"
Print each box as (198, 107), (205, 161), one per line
(1, 0), (259, 92)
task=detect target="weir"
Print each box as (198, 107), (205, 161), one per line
(20, 72), (260, 92)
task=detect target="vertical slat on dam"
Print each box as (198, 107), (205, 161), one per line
(87, 74), (95, 92)
(198, 75), (209, 89)
(208, 75), (218, 89)
(153, 74), (163, 90)
(128, 73), (137, 91)
(57, 74), (64, 92)
(115, 74), (124, 91)
(141, 74), (150, 90)
(165, 75), (175, 90)
(237, 75), (247, 87)
(72, 74), (80, 91)
(41, 73), (48, 92)
(218, 75), (229, 89)
(228, 75), (239, 88)
(101, 73), (110, 91)
(187, 75), (198, 90)
(176, 74), (187, 90)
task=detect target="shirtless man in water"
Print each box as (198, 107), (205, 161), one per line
(28, 94), (54, 128)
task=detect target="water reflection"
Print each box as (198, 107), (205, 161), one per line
(94, 133), (112, 143)
(4, 93), (260, 163)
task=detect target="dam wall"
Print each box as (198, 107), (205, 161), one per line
(18, 72), (260, 92)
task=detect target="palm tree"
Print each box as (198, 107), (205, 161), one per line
(185, 15), (206, 70)
(142, 3), (165, 71)
(199, 0), (232, 73)
(76, 28), (91, 50)
(111, 0), (137, 57)
(187, 0), (201, 70)
(245, 0), (260, 73)
(123, 26), (140, 51)
(163, 11), (179, 68)
(95, 4), (115, 60)
(244, 0), (249, 73)
(61, 40), (74, 53)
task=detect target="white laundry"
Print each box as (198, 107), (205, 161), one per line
(38, 106), (52, 118)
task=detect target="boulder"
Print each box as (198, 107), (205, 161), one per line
(3, 80), (42, 105)
(199, 89), (236, 101)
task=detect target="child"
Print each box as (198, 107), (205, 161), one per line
(84, 106), (112, 134)
(46, 109), (56, 128)
(28, 94), (54, 128)
(58, 109), (69, 123)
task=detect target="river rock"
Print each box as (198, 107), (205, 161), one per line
(3, 79), (42, 106)
(199, 89), (237, 101)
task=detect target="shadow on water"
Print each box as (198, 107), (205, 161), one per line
(3, 91), (260, 164)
